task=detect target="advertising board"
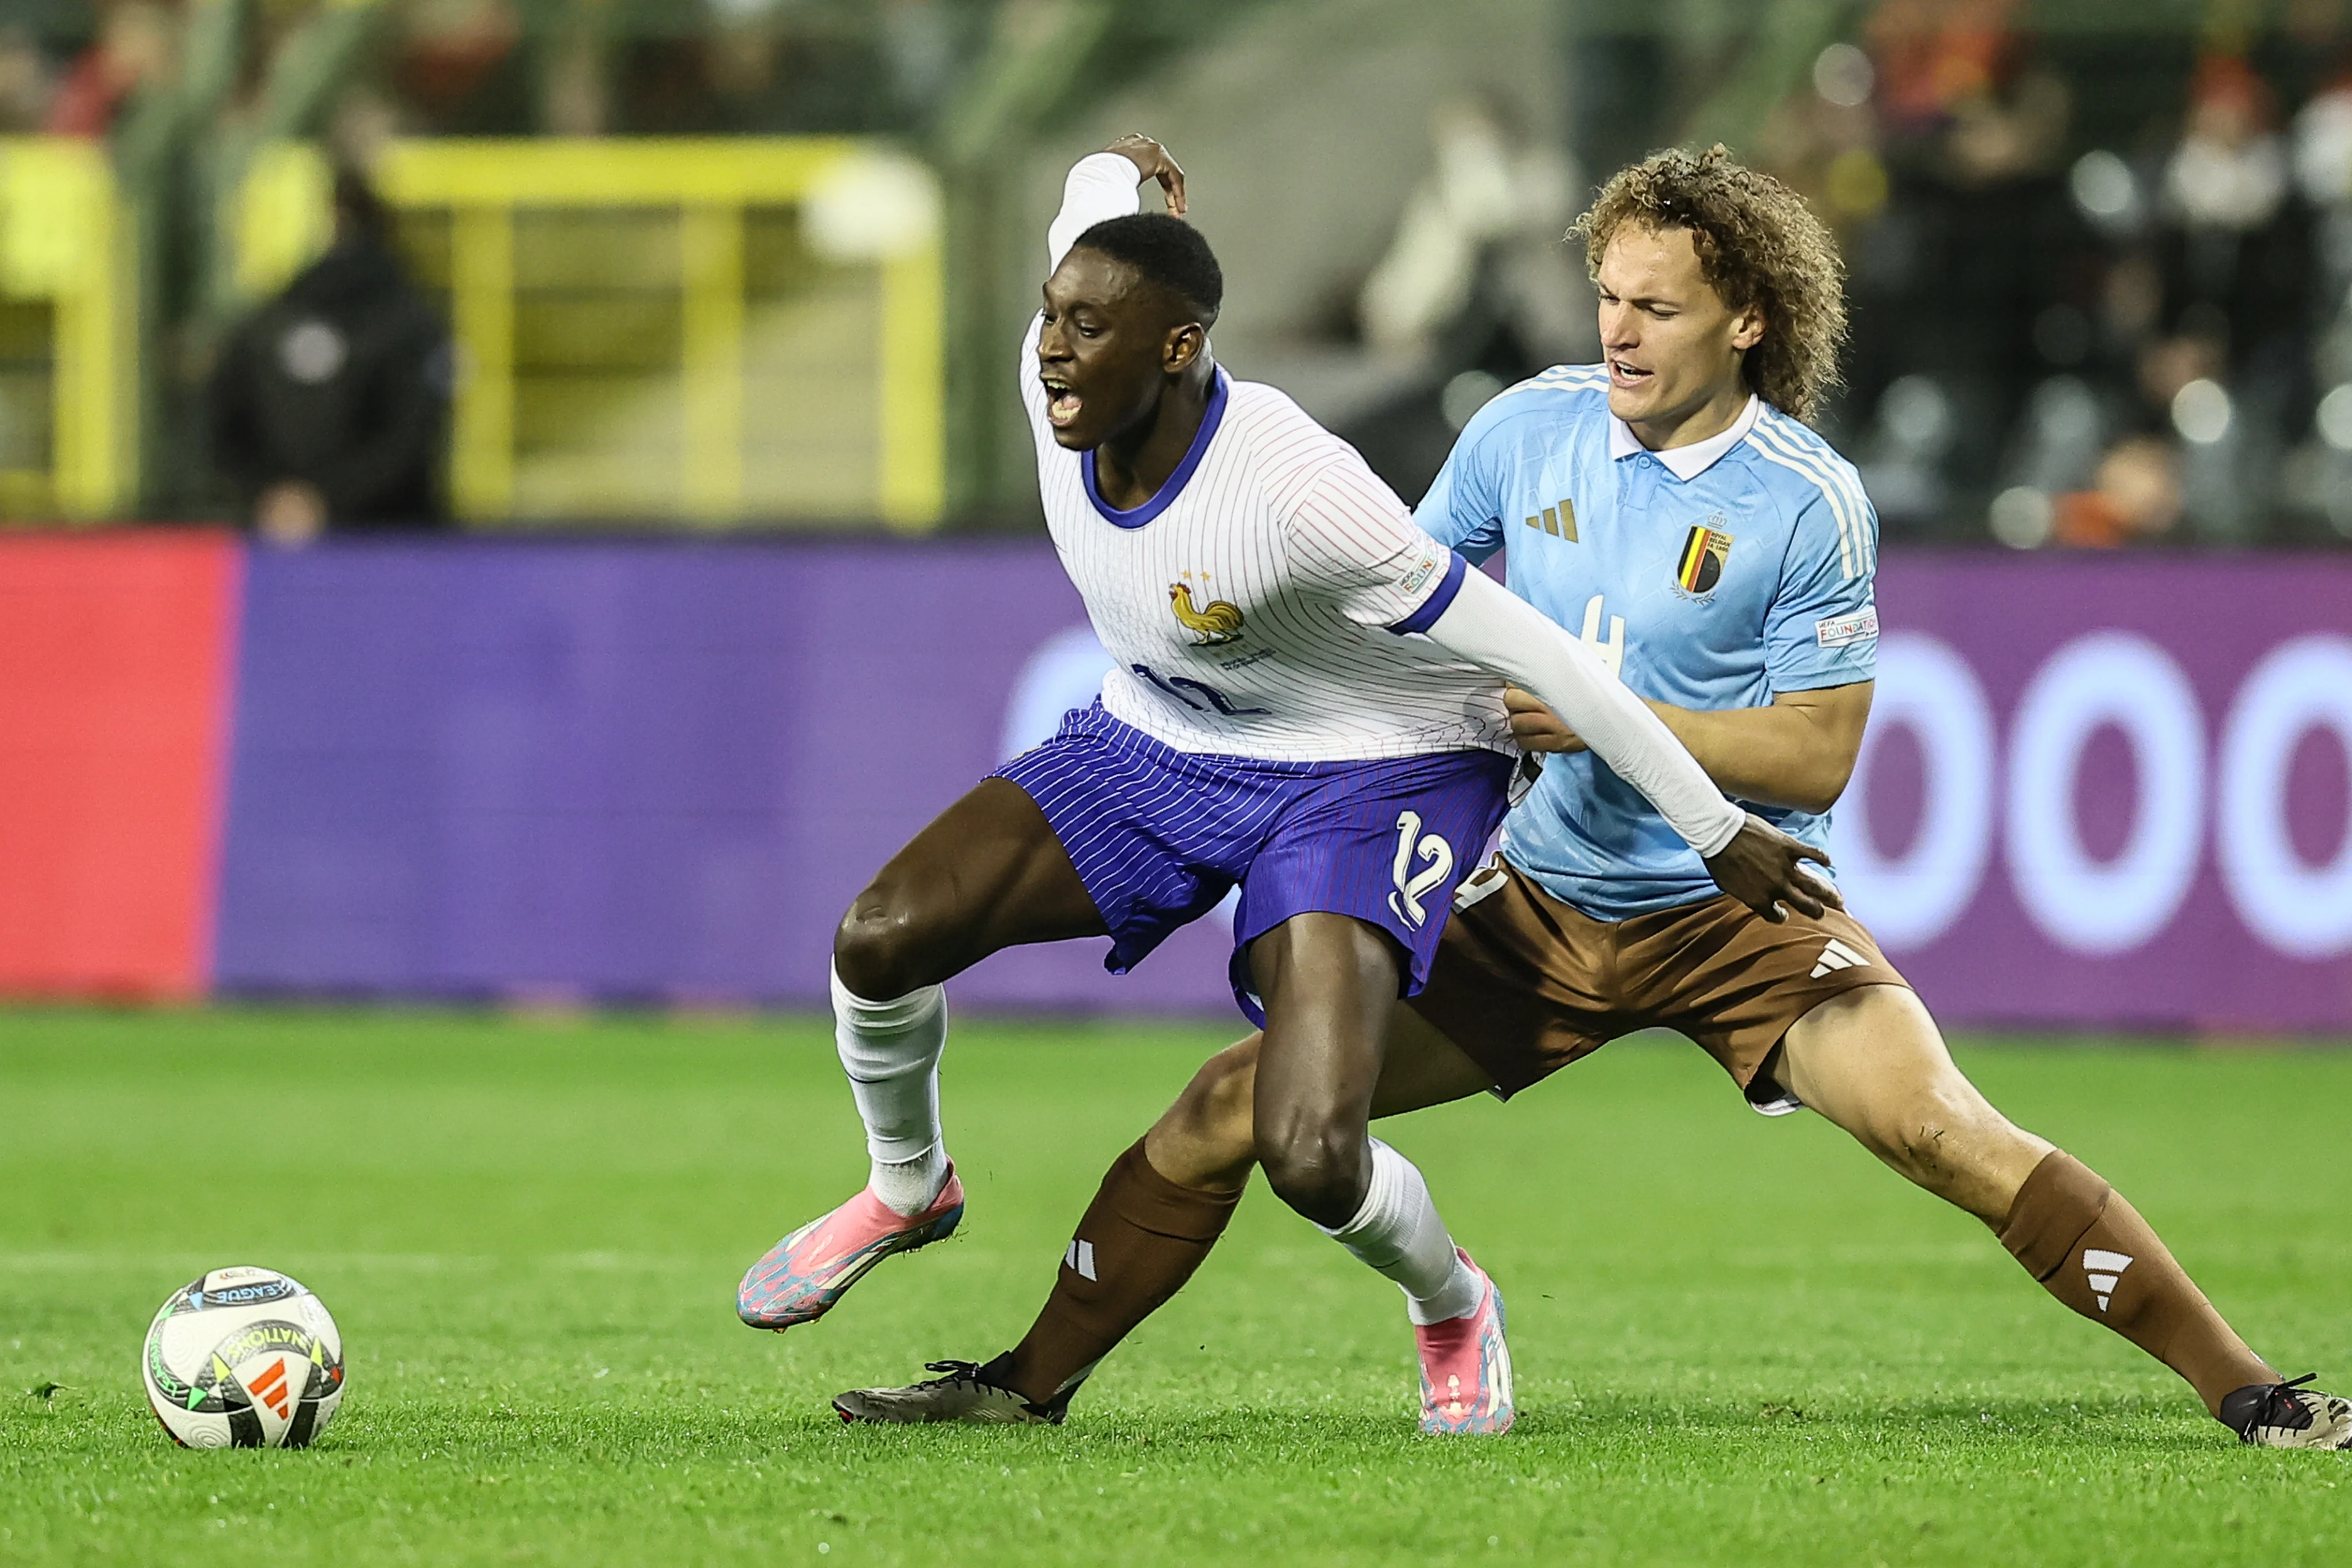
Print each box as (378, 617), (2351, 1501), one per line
(208, 542), (2352, 1030)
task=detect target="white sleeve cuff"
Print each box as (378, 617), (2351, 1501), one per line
(1046, 153), (1145, 272)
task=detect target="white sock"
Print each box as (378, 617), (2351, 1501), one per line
(1317, 1139), (1485, 1326)
(831, 962), (949, 1217)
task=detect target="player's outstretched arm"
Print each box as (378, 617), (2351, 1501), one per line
(1422, 567), (1838, 921)
(1044, 136), (1184, 274)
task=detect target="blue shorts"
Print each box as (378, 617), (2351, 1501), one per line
(992, 703), (1514, 1022)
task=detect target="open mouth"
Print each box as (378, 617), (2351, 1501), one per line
(1042, 377), (1083, 428)
(1608, 356), (1653, 389)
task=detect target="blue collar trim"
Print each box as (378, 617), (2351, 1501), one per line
(1082, 368), (1229, 530)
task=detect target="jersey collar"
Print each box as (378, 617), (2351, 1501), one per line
(1082, 367), (1230, 529)
(1607, 393), (1760, 481)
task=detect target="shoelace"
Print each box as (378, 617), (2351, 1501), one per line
(2237, 1373), (2320, 1441)
(912, 1357), (1063, 1420)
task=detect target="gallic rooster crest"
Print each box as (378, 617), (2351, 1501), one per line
(1169, 577), (1245, 644)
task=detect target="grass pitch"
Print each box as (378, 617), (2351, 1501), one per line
(1, 1007), (2348, 1566)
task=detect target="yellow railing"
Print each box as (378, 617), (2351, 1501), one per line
(0, 138), (130, 520)
(237, 138), (945, 531)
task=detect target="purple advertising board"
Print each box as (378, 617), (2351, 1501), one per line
(1831, 552), (2351, 1033)
(213, 539), (1238, 1013)
(214, 540), (2352, 1031)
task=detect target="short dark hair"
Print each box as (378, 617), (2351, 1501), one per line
(1071, 213), (1223, 328)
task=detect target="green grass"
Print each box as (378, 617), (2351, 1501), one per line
(1, 1008), (2348, 1566)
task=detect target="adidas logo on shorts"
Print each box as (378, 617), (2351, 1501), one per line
(1063, 1238), (1098, 1281)
(1809, 938), (1870, 979)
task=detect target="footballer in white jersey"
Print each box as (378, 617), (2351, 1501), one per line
(741, 137), (1836, 1436)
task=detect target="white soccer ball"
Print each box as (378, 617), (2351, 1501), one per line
(141, 1267), (345, 1449)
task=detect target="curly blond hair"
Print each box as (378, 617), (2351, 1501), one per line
(1572, 145), (1848, 423)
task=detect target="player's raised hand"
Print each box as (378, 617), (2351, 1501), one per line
(1105, 134), (1186, 217)
(1700, 813), (1843, 924)
(1503, 687), (1586, 753)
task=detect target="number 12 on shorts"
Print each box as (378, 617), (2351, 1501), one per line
(1389, 810), (1453, 928)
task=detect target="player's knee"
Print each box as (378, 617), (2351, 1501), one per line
(1869, 1084), (2002, 1194)
(1256, 1115), (1366, 1226)
(832, 883), (930, 1000)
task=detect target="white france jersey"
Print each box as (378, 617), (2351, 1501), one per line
(1025, 154), (1510, 764)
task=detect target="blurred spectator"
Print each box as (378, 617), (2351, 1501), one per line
(209, 168), (452, 543)
(46, 0), (173, 137)
(2052, 435), (2184, 547)
(390, 0), (529, 135)
(2145, 56), (2311, 541)
(1356, 96), (1578, 358)
(1832, 0), (2081, 533)
(1335, 95), (1589, 498)
(2167, 58), (2288, 232)
(684, 0), (900, 135)
(0, 25), (57, 131)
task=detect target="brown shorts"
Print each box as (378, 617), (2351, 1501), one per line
(1406, 855), (1912, 1106)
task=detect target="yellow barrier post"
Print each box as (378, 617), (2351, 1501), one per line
(680, 204), (745, 521)
(448, 205), (515, 520)
(0, 138), (130, 521)
(329, 137), (946, 531)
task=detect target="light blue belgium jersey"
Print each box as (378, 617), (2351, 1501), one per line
(1416, 364), (1880, 921)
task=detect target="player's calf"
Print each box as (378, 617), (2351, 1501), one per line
(1141, 1037), (1260, 1191)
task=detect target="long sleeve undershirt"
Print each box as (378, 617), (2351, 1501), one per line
(1423, 567), (1744, 856)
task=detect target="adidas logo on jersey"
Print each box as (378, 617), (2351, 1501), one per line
(1063, 1238), (1098, 1281)
(2084, 1248), (2134, 1313)
(1523, 498), (1578, 541)
(1810, 938), (1869, 978)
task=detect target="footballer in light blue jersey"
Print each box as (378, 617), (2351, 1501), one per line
(1417, 366), (1879, 920)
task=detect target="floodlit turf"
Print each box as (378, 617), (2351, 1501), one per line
(1, 1008), (2348, 1566)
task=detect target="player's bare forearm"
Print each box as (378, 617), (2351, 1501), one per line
(1507, 681), (1872, 815)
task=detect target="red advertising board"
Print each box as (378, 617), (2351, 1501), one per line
(0, 532), (240, 998)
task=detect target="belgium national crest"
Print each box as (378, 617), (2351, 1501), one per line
(1676, 522), (1733, 595)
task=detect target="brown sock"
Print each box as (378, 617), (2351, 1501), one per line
(1003, 1138), (1243, 1406)
(1997, 1150), (2276, 1417)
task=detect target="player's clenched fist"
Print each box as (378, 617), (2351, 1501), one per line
(1502, 685), (1586, 753)
(1104, 134), (1186, 217)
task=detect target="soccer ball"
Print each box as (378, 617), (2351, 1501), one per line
(141, 1267), (345, 1449)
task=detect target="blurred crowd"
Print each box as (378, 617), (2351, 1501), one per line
(0, 0), (971, 145)
(1332, 2), (2352, 547)
(1751, 0), (2352, 546)
(7, 0), (2352, 545)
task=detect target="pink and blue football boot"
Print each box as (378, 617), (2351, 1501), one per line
(737, 1166), (965, 1331)
(1414, 1248), (1515, 1435)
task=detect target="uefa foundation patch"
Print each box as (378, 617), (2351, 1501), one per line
(1813, 606), (1879, 647)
